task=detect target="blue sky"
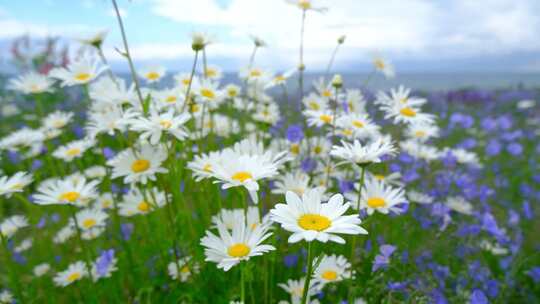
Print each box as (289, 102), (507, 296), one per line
(1, 0), (540, 72)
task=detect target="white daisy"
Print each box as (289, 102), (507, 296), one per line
(33, 263), (51, 277)
(53, 225), (75, 244)
(139, 66), (166, 83)
(8, 71), (54, 94)
(348, 178), (406, 215)
(0, 171), (33, 198)
(406, 190), (433, 205)
(0, 215), (28, 238)
(278, 278), (319, 304)
(302, 93), (328, 111)
(372, 56), (395, 79)
(200, 219), (275, 271)
(405, 122), (439, 142)
(128, 109), (190, 145)
(312, 254), (351, 287)
(49, 56), (107, 86)
(42, 111), (74, 130)
(330, 138), (396, 166)
(107, 144), (168, 184)
(168, 256), (200, 282)
(53, 261), (88, 287)
(400, 140), (441, 161)
(270, 189), (368, 244)
(446, 196), (473, 215)
(336, 113), (380, 140)
(52, 138), (94, 162)
(33, 177), (99, 206)
(118, 188), (167, 217)
(72, 208), (108, 232)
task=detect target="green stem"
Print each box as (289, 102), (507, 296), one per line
(69, 208), (94, 279)
(301, 241), (314, 304)
(111, 0), (145, 111)
(240, 262), (245, 303)
(180, 51), (199, 113)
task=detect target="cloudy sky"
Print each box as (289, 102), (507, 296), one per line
(1, 0), (539, 73)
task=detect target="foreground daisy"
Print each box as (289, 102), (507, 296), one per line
(53, 261), (88, 287)
(8, 71), (54, 94)
(118, 188), (167, 217)
(330, 138), (396, 166)
(33, 177), (99, 206)
(312, 254), (352, 287)
(50, 56), (107, 86)
(107, 144), (168, 184)
(0, 172), (33, 198)
(347, 178), (406, 215)
(270, 189), (367, 244)
(200, 218), (275, 271)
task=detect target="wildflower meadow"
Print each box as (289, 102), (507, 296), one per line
(0, 0), (539, 303)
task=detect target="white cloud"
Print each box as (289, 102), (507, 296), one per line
(148, 0), (540, 64)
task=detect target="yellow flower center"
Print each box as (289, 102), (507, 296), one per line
(313, 145), (322, 154)
(342, 129), (353, 136)
(159, 120), (172, 129)
(274, 75), (286, 82)
(180, 266), (190, 273)
(367, 197), (386, 208)
(166, 96), (177, 103)
(231, 171), (253, 182)
(322, 270), (338, 281)
(308, 101), (320, 110)
(227, 88), (238, 97)
(415, 130), (426, 137)
(137, 201), (150, 212)
(146, 72), (160, 80)
(352, 120), (364, 128)
(400, 97), (408, 104)
(59, 191), (80, 203)
(200, 88), (216, 100)
(298, 214), (331, 231)
(181, 78), (191, 86)
(299, 0), (311, 9)
(290, 144), (300, 155)
(322, 90), (332, 97)
(374, 174), (385, 181)
(82, 218), (97, 229)
(190, 104), (200, 113)
(374, 59), (386, 70)
(227, 243), (251, 258)
(249, 69), (262, 77)
(66, 148), (81, 157)
(205, 68), (217, 78)
(203, 164), (212, 172)
(30, 84), (40, 93)
(131, 159), (150, 173)
(320, 114), (332, 124)
(53, 120), (66, 128)
(75, 73), (91, 82)
(67, 272), (81, 282)
(400, 107), (417, 117)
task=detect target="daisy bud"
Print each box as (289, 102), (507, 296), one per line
(337, 35), (346, 44)
(331, 74), (343, 89)
(298, 63), (305, 71)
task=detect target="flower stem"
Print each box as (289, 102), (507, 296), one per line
(240, 262), (246, 303)
(180, 51), (199, 113)
(69, 208), (94, 279)
(111, 0), (145, 110)
(301, 241), (314, 304)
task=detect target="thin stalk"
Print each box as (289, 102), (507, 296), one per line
(180, 51), (199, 113)
(324, 43), (341, 82)
(248, 45), (258, 69)
(348, 164), (368, 303)
(96, 46), (119, 86)
(301, 241), (314, 304)
(240, 262), (246, 303)
(323, 86), (340, 189)
(298, 10), (307, 108)
(111, 0), (145, 110)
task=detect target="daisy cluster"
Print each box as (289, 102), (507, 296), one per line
(0, 0), (538, 303)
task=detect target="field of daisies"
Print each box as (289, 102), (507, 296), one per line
(1, 1), (540, 303)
